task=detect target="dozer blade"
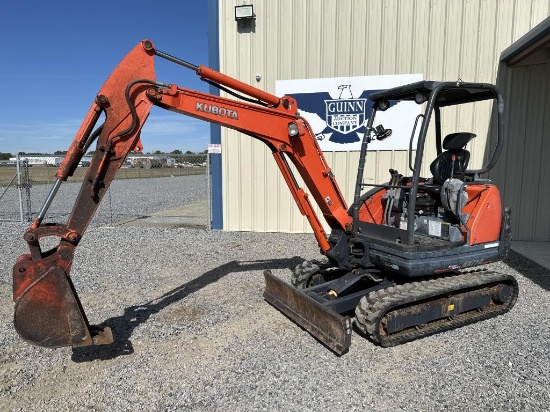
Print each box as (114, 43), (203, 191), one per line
(263, 270), (352, 355)
(13, 264), (113, 348)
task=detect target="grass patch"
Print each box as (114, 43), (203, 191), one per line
(0, 166), (206, 186)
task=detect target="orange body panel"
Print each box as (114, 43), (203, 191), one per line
(355, 184), (502, 246)
(357, 188), (387, 225)
(463, 184), (502, 245)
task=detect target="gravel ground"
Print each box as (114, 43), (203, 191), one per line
(1, 174), (208, 226)
(1, 214), (550, 410)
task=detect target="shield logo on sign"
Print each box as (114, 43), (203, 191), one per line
(325, 98), (368, 135)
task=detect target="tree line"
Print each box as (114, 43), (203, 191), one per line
(0, 150), (207, 160)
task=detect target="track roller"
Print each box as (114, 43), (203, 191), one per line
(355, 271), (518, 347)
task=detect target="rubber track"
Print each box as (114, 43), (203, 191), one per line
(354, 270), (518, 347)
(291, 260), (327, 288)
(291, 259), (343, 289)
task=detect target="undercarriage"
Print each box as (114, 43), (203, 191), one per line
(265, 262), (518, 354)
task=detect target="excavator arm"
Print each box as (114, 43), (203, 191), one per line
(12, 40), (351, 348)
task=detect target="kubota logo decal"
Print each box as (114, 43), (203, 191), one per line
(196, 102), (238, 119)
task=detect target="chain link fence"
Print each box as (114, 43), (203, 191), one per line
(0, 153), (210, 229)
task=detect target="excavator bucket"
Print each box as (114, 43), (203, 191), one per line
(263, 270), (352, 355)
(13, 261), (112, 348)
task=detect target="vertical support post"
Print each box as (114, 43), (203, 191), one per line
(351, 108), (377, 222)
(23, 160), (32, 222)
(207, 152), (212, 230)
(208, 0), (223, 230)
(16, 153), (24, 223)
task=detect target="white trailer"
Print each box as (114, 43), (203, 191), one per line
(10, 156), (63, 166)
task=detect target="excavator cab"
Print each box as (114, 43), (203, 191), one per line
(345, 81), (511, 275)
(265, 81), (517, 353)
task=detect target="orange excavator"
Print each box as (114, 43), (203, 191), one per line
(12, 40), (517, 355)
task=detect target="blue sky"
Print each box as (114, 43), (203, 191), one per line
(0, 0), (210, 154)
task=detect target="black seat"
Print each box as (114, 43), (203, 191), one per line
(420, 132), (476, 196)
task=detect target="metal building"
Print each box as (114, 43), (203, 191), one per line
(493, 16), (550, 241)
(207, 0), (550, 241)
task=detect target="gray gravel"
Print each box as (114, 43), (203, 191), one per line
(1, 174), (207, 226)
(2, 219), (550, 410)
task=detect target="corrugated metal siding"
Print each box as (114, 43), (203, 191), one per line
(219, 0), (550, 234)
(491, 62), (550, 241)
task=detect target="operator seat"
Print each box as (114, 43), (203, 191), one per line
(431, 132), (476, 185)
(420, 132), (476, 196)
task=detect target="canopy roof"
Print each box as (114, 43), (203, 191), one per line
(369, 81), (497, 107)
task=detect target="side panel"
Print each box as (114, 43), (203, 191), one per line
(357, 188), (387, 225)
(463, 185), (503, 245)
(492, 63), (550, 241)
(368, 245), (501, 277)
(218, 0), (550, 235)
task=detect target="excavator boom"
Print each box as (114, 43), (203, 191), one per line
(12, 40), (351, 349)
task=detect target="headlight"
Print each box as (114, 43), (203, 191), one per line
(288, 122), (300, 137)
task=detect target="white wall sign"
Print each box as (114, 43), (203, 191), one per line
(276, 74), (423, 151)
(208, 144), (222, 154)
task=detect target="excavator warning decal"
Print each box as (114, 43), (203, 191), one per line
(276, 74), (422, 151)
